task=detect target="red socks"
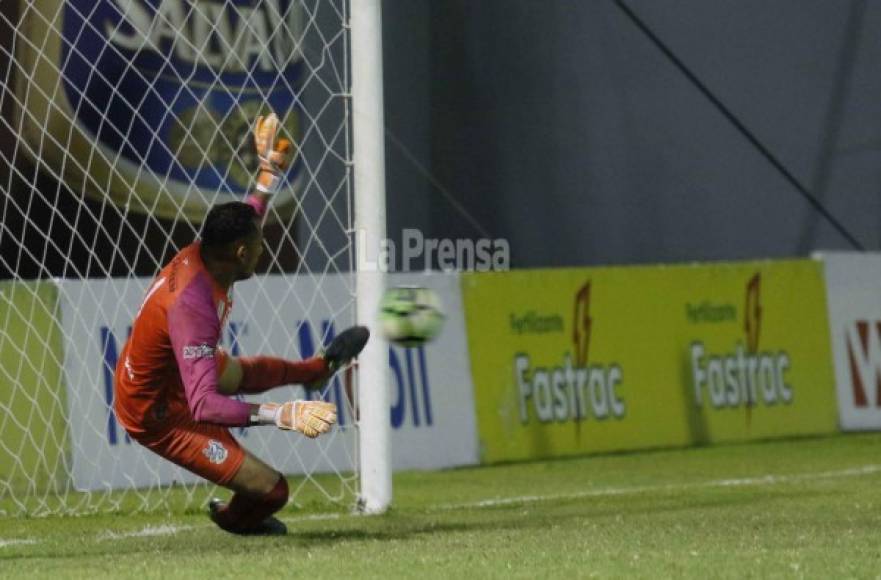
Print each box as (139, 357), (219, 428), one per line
(238, 356), (329, 393)
(213, 476), (289, 532)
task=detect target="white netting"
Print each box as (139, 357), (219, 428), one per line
(0, 0), (359, 515)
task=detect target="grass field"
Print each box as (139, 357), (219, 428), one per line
(3, 434), (881, 578)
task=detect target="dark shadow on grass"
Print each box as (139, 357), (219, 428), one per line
(285, 486), (839, 546)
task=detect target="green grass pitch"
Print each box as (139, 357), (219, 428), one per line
(3, 434), (881, 578)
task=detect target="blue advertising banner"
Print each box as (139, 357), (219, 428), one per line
(18, 0), (306, 221)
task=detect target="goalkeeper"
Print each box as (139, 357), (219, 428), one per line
(113, 113), (368, 536)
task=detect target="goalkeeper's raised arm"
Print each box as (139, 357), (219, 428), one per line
(246, 112), (293, 218)
(112, 110), (369, 536)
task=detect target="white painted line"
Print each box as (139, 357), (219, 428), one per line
(97, 524), (194, 541)
(88, 463), (881, 542)
(279, 513), (342, 524)
(94, 514), (344, 543)
(433, 463), (881, 511)
(0, 538), (38, 548)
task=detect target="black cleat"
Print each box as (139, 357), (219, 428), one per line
(306, 326), (370, 391)
(208, 498), (288, 536)
(238, 516), (288, 536)
(209, 498), (223, 509)
(323, 325), (370, 372)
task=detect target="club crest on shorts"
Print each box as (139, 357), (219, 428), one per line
(202, 440), (228, 465)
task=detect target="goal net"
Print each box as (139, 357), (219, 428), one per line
(0, 0), (368, 516)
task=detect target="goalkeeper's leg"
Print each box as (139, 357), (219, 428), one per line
(217, 326), (370, 394)
(128, 415), (289, 535)
(209, 453), (290, 535)
(218, 352), (329, 394)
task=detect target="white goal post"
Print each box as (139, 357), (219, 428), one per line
(0, 0), (391, 516)
(351, 0), (391, 514)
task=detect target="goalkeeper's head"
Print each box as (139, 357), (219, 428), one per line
(200, 202), (264, 281)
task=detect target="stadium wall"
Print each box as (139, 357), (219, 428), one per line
(415, 1), (881, 265)
(6, 256), (874, 492)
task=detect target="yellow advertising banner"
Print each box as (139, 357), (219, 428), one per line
(0, 281), (68, 493)
(462, 260), (837, 464)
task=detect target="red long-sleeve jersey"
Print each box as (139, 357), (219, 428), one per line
(114, 199), (267, 433)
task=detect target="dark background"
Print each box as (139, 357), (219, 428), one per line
(2, 0), (880, 277)
(383, 0), (881, 268)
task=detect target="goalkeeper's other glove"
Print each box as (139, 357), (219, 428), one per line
(256, 400), (337, 438)
(254, 113), (293, 194)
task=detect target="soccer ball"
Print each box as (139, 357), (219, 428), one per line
(378, 286), (445, 347)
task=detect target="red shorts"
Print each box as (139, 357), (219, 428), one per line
(115, 349), (246, 487)
(129, 412), (247, 487)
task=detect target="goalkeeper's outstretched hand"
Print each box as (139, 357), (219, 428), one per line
(254, 112), (293, 194)
(257, 400), (337, 438)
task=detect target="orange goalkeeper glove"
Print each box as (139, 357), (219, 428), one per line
(254, 113), (293, 194)
(256, 400), (337, 438)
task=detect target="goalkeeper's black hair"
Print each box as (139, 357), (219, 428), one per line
(201, 202), (259, 249)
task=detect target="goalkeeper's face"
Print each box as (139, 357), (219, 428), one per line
(235, 221), (264, 281)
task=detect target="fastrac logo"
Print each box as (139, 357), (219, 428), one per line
(844, 320), (881, 408)
(691, 273), (793, 409)
(515, 281), (626, 424)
